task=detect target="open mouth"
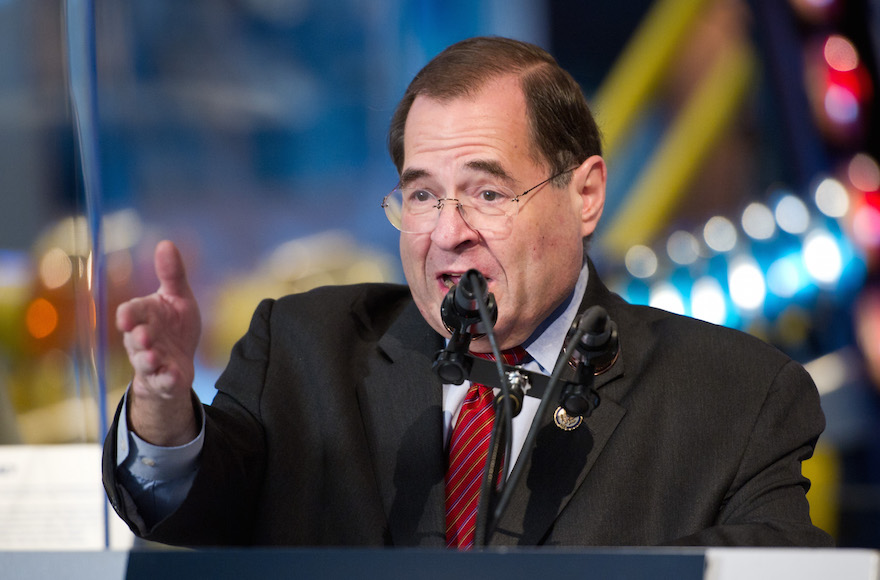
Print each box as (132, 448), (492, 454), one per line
(439, 272), (491, 291)
(440, 273), (461, 289)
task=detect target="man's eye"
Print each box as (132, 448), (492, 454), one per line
(479, 189), (506, 203)
(410, 189), (435, 203)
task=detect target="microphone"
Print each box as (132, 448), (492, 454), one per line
(433, 269), (497, 384)
(559, 305), (618, 418)
(440, 269), (497, 335)
(569, 305), (618, 373)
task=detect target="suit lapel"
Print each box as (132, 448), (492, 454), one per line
(489, 261), (633, 546)
(490, 397), (627, 545)
(356, 298), (448, 546)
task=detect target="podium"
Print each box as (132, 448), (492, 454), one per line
(1, 548), (878, 580)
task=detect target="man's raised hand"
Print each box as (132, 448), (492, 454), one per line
(116, 240), (202, 446)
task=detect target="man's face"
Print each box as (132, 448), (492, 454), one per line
(398, 75), (605, 351)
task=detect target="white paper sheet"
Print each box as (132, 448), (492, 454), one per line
(0, 444), (133, 550)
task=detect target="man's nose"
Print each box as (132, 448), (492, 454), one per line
(430, 201), (479, 248)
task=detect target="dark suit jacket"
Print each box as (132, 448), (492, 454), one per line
(103, 266), (833, 547)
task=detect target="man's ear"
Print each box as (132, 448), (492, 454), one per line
(572, 155), (606, 238)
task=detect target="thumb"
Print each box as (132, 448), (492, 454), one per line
(154, 240), (193, 299)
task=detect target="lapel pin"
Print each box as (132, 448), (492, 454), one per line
(553, 406), (583, 431)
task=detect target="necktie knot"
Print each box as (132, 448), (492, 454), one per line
(470, 346), (530, 366)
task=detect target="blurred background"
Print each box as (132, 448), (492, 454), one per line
(0, 0), (877, 548)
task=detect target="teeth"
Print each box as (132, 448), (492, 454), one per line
(442, 274), (459, 288)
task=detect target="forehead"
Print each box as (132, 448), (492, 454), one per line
(401, 76), (541, 180)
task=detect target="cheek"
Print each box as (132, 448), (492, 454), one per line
(512, 220), (583, 286)
(399, 235), (428, 284)
(498, 236), (545, 298)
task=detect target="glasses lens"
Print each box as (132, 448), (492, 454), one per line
(382, 189), (404, 230)
(457, 185), (516, 235)
(384, 187), (438, 233)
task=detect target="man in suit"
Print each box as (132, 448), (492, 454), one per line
(104, 36), (833, 548)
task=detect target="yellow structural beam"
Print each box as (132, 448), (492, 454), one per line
(804, 442), (840, 540)
(593, 0), (713, 159)
(601, 40), (757, 258)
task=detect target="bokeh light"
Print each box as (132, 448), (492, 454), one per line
(814, 178), (849, 218)
(26, 298), (58, 339)
(39, 248), (73, 290)
(848, 153), (880, 192)
(625, 245), (658, 279)
(803, 229), (843, 285)
(775, 194), (811, 234)
(704, 216), (737, 252)
(767, 254), (807, 298)
(824, 35), (859, 72)
(649, 281), (685, 315)
(824, 84), (860, 125)
(742, 202), (777, 240)
(666, 230), (700, 265)
(852, 205), (880, 248)
(728, 256), (766, 311)
(690, 276), (727, 325)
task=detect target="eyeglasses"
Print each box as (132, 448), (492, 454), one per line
(381, 168), (576, 238)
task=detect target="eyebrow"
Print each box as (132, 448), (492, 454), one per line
(399, 160), (515, 189)
(464, 159), (515, 186)
(399, 168), (430, 188)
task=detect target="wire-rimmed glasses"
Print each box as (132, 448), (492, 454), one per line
(381, 168), (575, 238)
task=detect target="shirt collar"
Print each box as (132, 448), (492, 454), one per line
(521, 261), (590, 374)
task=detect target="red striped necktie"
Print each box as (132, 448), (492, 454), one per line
(445, 346), (529, 550)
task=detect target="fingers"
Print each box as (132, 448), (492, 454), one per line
(122, 321), (152, 354)
(121, 307), (194, 393)
(115, 240), (201, 399)
(121, 310), (159, 373)
(154, 240), (193, 300)
(116, 295), (150, 333)
(128, 345), (160, 375)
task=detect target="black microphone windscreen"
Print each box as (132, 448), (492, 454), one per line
(455, 269), (487, 313)
(577, 306), (611, 347)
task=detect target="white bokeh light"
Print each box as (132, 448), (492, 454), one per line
(39, 247), (73, 290)
(667, 230), (700, 265)
(775, 195), (811, 234)
(741, 202), (776, 240)
(814, 178), (849, 218)
(649, 281), (686, 315)
(625, 245), (658, 279)
(728, 256), (766, 311)
(690, 276), (727, 325)
(703, 216), (737, 252)
(803, 229), (843, 285)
